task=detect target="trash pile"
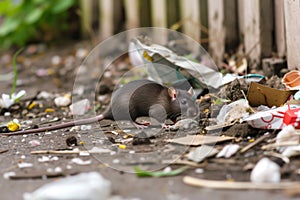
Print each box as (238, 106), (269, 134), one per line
(2, 39), (300, 199)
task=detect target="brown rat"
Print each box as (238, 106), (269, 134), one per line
(3, 79), (199, 136)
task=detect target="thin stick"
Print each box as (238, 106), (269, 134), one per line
(183, 176), (300, 190)
(262, 141), (300, 150)
(240, 133), (270, 153)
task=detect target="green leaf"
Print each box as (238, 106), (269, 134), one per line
(25, 8), (43, 24)
(10, 47), (24, 98)
(51, 0), (75, 13)
(134, 166), (189, 177)
(0, 18), (21, 36)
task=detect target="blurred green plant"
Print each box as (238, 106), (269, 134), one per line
(0, 0), (77, 49)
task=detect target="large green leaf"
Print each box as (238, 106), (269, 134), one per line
(0, 17), (20, 36)
(51, 0), (75, 13)
(25, 8), (43, 24)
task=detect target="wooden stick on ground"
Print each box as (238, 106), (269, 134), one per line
(183, 176), (300, 190)
(240, 133), (270, 153)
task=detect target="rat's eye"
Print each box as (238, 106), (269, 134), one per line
(181, 99), (187, 105)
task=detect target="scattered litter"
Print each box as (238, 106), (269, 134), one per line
(38, 156), (59, 162)
(18, 162), (33, 168)
(37, 91), (54, 99)
(75, 48), (88, 59)
(247, 82), (293, 107)
(3, 171), (16, 179)
(23, 172), (111, 200)
(276, 125), (300, 152)
(51, 55), (61, 66)
(216, 144), (240, 158)
(195, 168), (204, 174)
(71, 158), (92, 165)
(216, 99), (249, 124)
(29, 140), (41, 147)
(80, 124), (92, 131)
(7, 119), (21, 131)
(54, 95), (71, 107)
(129, 37), (223, 94)
(283, 107), (300, 128)
(187, 145), (218, 163)
(69, 99), (90, 115)
(282, 70), (300, 90)
(166, 135), (234, 146)
(245, 105), (300, 129)
(250, 158), (281, 183)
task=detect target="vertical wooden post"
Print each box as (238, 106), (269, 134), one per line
(243, 0), (273, 66)
(208, 0), (238, 66)
(274, 0), (286, 58)
(237, 0), (245, 41)
(80, 0), (93, 38)
(99, 0), (114, 39)
(151, 0), (168, 44)
(124, 0), (140, 41)
(124, 0), (140, 29)
(179, 0), (200, 41)
(284, 0), (300, 69)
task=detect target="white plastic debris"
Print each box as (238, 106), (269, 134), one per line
(282, 146), (300, 158)
(3, 171), (16, 179)
(250, 158), (281, 183)
(76, 48), (88, 59)
(37, 91), (54, 99)
(0, 90), (26, 108)
(195, 168), (204, 174)
(216, 144), (240, 158)
(18, 162), (33, 168)
(187, 145), (218, 163)
(80, 124), (92, 131)
(23, 172), (111, 200)
(71, 158), (92, 165)
(217, 99), (249, 124)
(69, 99), (90, 115)
(51, 55), (61, 66)
(29, 140), (41, 147)
(54, 96), (71, 107)
(276, 125), (300, 153)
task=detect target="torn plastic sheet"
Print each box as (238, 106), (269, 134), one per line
(129, 37), (223, 94)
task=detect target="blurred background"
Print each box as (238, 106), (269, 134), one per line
(0, 0), (298, 70)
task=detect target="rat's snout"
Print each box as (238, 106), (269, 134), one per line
(187, 107), (199, 118)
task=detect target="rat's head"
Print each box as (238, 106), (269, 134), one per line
(167, 87), (199, 120)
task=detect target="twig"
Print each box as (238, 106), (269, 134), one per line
(240, 133), (270, 153)
(262, 141), (300, 150)
(183, 176), (300, 190)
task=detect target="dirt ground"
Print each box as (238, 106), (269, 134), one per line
(0, 42), (299, 200)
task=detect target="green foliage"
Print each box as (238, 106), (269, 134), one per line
(0, 0), (77, 49)
(10, 47), (23, 98)
(134, 166), (189, 177)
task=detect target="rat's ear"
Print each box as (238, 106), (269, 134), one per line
(188, 87), (194, 96)
(168, 87), (177, 101)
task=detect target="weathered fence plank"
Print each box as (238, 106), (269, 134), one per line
(208, 0), (238, 66)
(243, 0), (273, 66)
(99, 0), (114, 39)
(179, 0), (200, 41)
(284, 0), (300, 69)
(274, 0), (286, 58)
(151, 0), (168, 44)
(80, 0), (93, 37)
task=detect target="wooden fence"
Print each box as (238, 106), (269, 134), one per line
(79, 0), (300, 69)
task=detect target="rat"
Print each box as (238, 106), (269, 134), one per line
(3, 79), (199, 136)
